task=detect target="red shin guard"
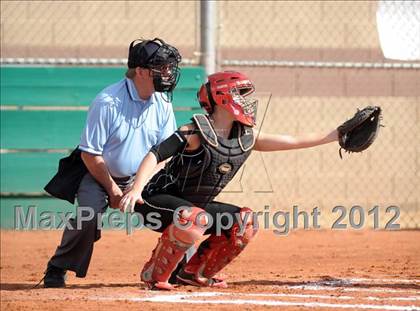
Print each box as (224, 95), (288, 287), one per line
(141, 207), (208, 290)
(179, 207), (258, 287)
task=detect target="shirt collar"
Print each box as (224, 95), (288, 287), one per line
(126, 78), (152, 104)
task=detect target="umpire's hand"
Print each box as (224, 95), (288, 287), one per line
(108, 186), (123, 209)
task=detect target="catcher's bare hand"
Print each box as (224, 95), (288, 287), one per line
(119, 189), (144, 213)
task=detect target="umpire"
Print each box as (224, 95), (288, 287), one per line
(43, 38), (182, 288)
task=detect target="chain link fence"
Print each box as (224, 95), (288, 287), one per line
(1, 1), (419, 228)
(218, 1), (419, 66)
(0, 1), (199, 62)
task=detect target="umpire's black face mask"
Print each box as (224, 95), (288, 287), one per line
(127, 38), (182, 96)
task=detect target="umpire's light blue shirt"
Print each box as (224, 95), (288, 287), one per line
(79, 78), (177, 177)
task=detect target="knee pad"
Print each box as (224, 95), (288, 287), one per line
(232, 207), (258, 246)
(172, 206), (208, 245)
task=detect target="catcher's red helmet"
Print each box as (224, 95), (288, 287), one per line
(197, 71), (257, 126)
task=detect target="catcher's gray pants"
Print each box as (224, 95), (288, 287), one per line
(48, 173), (195, 278)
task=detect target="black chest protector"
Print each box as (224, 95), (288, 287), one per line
(162, 114), (255, 206)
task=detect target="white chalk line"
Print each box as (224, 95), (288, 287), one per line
(278, 278), (420, 294)
(100, 291), (420, 302)
(248, 292), (420, 301)
(349, 278), (420, 284)
(367, 296), (420, 302)
(283, 285), (420, 294)
(92, 293), (420, 311)
(4, 291), (419, 310)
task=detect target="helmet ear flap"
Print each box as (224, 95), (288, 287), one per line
(197, 82), (213, 114)
(205, 82), (217, 113)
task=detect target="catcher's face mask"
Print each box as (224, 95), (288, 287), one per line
(198, 71), (258, 127)
(228, 84), (258, 126)
(128, 38), (182, 98)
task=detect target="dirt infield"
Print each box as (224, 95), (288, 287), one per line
(1, 229), (419, 310)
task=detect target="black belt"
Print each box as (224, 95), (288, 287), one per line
(112, 175), (135, 183)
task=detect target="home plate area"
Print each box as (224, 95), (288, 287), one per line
(89, 278), (420, 310)
(2, 230), (419, 310)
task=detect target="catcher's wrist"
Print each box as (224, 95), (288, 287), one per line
(132, 177), (146, 192)
(333, 129), (339, 141)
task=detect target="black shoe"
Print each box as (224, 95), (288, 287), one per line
(176, 268), (227, 288)
(44, 263), (66, 288)
(168, 254), (188, 284)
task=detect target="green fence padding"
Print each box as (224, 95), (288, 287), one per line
(172, 89), (201, 108)
(0, 110), (201, 149)
(1, 111), (86, 149)
(1, 152), (67, 193)
(0, 66), (205, 107)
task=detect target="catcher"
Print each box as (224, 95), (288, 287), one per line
(119, 71), (382, 290)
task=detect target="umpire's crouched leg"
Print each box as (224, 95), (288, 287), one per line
(44, 173), (108, 287)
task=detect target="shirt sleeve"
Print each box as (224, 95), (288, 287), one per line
(78, 95), (114, 155)
(157, 102), (178, 144)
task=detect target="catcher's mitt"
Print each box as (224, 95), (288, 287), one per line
(337, 106), (383, 158)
